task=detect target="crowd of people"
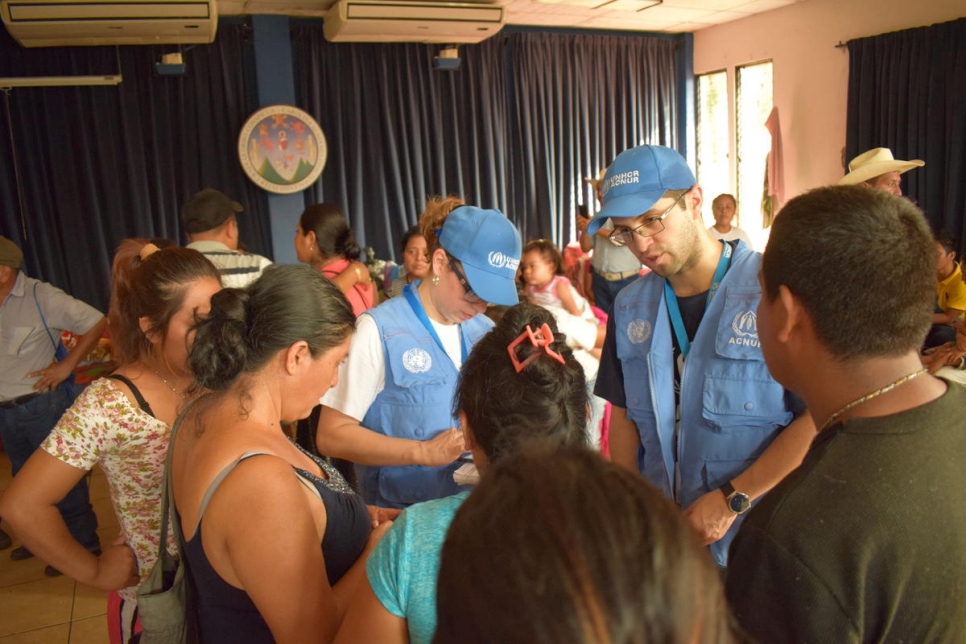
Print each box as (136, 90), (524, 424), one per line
(0, 139), (963, 643)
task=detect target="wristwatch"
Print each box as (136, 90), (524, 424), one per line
(720, 482), (751, 514)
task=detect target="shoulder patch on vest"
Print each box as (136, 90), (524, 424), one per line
(627, 319), (652, 345)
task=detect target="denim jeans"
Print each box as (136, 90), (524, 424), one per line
(591, 271), (638, 316)
(0, 383), (99, 550)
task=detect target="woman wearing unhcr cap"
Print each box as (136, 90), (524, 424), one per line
(317, 196), (522, 508)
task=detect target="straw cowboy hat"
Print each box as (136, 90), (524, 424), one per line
(838, 148), (924, 185)
(583, 168), (607, 189)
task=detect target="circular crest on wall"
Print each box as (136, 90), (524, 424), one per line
(237, 105), (327, 194)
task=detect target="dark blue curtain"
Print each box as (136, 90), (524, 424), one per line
(509, 32), (679, 243)
(292, 26), (681, 261)
(846, 18), (966, 251)
(0, 22), (268, 310)
(292, 27), (508, 261)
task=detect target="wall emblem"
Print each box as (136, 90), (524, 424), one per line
(238, 105), (326, 194)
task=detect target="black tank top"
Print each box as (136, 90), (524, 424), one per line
(183, 444), (369, 643)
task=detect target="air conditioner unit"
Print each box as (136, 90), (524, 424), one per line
(324, 0), (505, 44)
(0, 0), (217, 47)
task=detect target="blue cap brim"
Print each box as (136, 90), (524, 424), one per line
(462, 263), (520, 307)
(586, 190), (668, 235)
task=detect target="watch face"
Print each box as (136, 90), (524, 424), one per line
(729, 493), (751, 514)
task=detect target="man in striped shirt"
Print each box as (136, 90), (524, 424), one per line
(182, 189), (272, 288)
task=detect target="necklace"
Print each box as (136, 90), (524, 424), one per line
(154, 369), (185, 399)
(820, 368), (927, 430)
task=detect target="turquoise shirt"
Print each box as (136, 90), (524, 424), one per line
(367, 491), (470, 643)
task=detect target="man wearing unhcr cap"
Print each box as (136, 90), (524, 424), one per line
(590, 145), (815, 567)
(182, 188), (272, 288)
(838, 147), (924, 196)
(0, 237), (106, 570)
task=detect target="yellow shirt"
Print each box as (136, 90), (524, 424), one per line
(936, 262), (966, 316)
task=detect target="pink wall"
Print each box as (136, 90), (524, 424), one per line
(693, 0), (965, 205)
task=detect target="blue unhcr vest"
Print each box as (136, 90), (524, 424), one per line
(613, 241), (795, 566)
(359, 292), (493, 508)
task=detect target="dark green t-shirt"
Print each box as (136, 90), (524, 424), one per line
(726, 381), (966, 643)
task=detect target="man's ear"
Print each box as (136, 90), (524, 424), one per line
(687, 185), (704, 221)
(775, 284), (803, 343)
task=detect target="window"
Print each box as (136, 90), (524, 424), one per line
(695, 70), (730, 216)
(735, 61), (774, 236)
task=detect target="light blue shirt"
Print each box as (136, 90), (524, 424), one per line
(367, 491), (470, 644)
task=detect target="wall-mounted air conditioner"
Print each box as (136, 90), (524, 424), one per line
(0, 0), (218, 47)
(324, 0), (506, 44)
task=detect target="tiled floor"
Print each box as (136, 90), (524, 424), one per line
(0, 449), (116, 643)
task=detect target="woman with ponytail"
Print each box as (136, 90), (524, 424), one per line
(335, 303), (588, 644)
(295, 203), (375, 316)
(171, 264), (388, 643)
(317, 196), (523, 509)
(0, 240), (221, 643)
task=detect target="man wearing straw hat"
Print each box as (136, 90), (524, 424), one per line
(837, 147), (924, 196)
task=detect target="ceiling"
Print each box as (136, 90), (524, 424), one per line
(217, 0), (805, 35)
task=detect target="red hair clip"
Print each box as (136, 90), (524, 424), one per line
(507, 323), (565, 373)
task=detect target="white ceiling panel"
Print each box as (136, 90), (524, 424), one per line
(216, 0), (807, 34)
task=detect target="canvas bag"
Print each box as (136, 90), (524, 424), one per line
(135, 404), (197, 644)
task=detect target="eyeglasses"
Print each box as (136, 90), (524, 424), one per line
(448, 258), (484, 303)
(608, 192), (688, 247)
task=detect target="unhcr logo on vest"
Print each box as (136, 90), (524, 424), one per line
(728, 310), (759, 347)
(488, 251), (519, 272)
(402, 348), (432, 373)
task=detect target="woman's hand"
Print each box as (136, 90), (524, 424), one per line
(91, 541), (139, 591)
(367, 505), (402, 528)
(416, 428), (466, 466)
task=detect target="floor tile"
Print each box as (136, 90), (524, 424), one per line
(70, 583), (107, 621)
(0, 551), (47, 590)
(86, 470), (109, 503)
(0, 624), (69, 644)
(67, 616), (106, 644)
(0, 576), (74, 637)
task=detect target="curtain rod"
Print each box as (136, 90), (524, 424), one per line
(835, 41), (847, 49)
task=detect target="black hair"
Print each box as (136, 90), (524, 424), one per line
(454, 302), (588, 462)
(299, 203), (361, 262)
(189, 264), (355, 391)
(435, 446), (739, 644)
(399, 225), (425, 255)
(762, 185), (934, 359)
(935, 231), (957, 255)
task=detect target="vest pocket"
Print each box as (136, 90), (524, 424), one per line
(714, 288), (763, 360)
(701, 372), (787, 431)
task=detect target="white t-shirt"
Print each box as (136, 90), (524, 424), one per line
(708, 225), (753, 249)
(321, 312), (463, 422)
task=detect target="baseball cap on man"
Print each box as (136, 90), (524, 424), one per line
(0, 236), (23, 269)
(181, 189), (244, 234)
(438, 206), (522, 307)
(837, 148), (924, 185)
(587, 145), (696, 235)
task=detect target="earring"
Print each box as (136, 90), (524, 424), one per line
(432, 274), (440, 286)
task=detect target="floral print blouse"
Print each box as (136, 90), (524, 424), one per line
(42, 377), (175, 600)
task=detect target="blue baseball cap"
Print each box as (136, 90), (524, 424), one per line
(587, 145), (696, 234)
(439, 206), (522, 306)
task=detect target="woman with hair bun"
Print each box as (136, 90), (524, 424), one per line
(172, 264), (387, 643)
(335, 303), (588, 644)
(295, 203), (375, 316)
(0, 240), (221, 644)
(318, 196), (523, 509)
